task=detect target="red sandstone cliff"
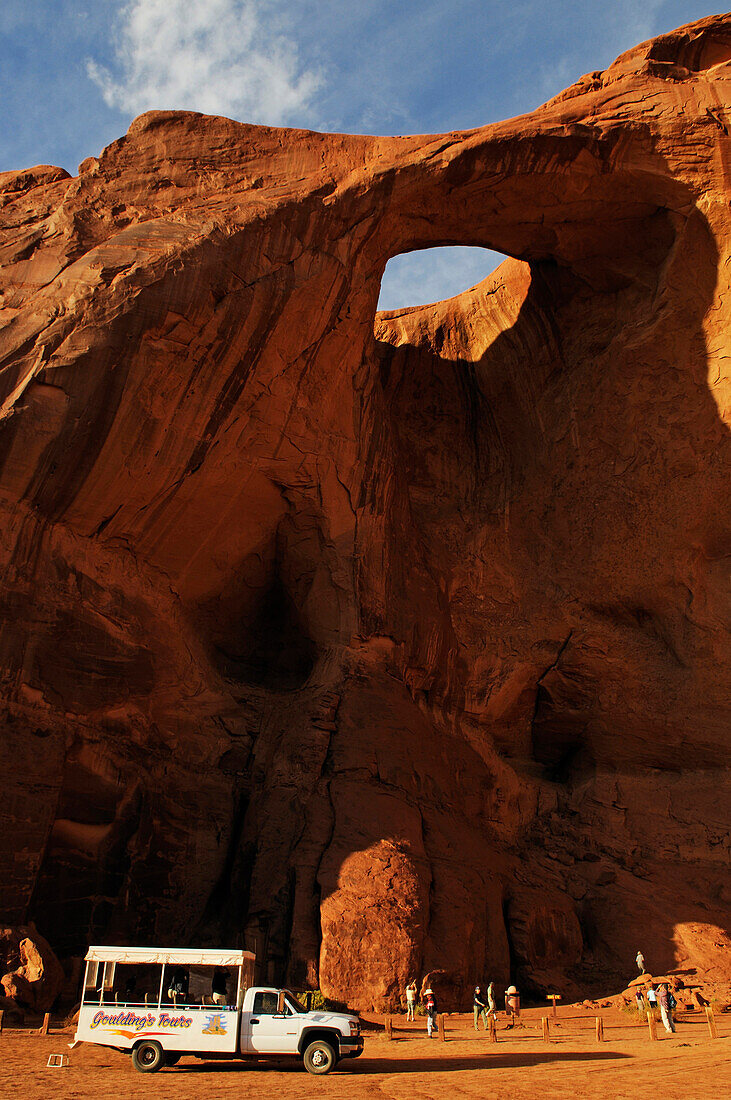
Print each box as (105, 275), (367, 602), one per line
(0, 16), (729, 1009)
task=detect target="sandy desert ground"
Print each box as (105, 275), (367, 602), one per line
(2, 1006), (728, 1100)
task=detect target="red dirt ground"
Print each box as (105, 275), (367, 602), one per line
(2, 1006), (728, 1100)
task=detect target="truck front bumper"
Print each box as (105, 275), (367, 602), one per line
(339, 1035), (364, 1058)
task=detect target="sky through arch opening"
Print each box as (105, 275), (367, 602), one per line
(377, 246), (509, 312)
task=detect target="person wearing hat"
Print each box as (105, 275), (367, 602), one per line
(424, 988), (438, 1037)
(505, 985), (520, 1028)
(473, 985), (488, 1030)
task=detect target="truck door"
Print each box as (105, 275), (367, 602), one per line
(242, 991), (300, 1054)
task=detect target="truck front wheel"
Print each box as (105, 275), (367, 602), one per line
(132, 1040), (165, 1073)
(303, 1039), (336, 1075)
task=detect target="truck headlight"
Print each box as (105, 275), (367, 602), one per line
(349, 1021), (360, 1035)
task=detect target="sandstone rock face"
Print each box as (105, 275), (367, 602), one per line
(0, 926), (65, 1012)
(0, 16), (729, 1009)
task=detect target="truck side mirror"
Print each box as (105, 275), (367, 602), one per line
(277, 990), (286, 1015)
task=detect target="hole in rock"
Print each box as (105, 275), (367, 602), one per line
(377, 246), (508, 311)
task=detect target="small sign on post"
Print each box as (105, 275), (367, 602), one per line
(705, 1007), (718, 1039)
(547, 994), (562, 1018)
(542, 1017), (550, 1042)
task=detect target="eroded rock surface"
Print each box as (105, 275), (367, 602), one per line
(0, 925), (65, 1012)
(1, 16), (729, 1009)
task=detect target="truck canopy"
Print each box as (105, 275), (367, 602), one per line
(84, 945), (255, 967)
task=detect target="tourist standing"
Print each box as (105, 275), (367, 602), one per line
(424, 988), (437, 1037)
(636, 950), (646, 973)
(473, 986), (488, 1030)
(486, 981), (496, 1017)
(405, 979), (417, 1021)
(655, 983), (676, 1034)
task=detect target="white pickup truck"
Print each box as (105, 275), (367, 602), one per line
(72, 945), (363, 1075)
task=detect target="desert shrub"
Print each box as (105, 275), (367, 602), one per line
(307, 989), (348, 1013)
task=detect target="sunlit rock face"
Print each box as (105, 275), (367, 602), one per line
(0, 925), (64, 1012)
(1, 15), (729, 1010)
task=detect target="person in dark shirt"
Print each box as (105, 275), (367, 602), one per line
(167, 968), (188, 1002)
(424, 988), (438, 1037)
(473, 986), (488, 1030)
(212, 967), (228, 1006)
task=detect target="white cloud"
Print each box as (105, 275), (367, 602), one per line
(377, 247), (506, 312)
(86, 0), (322, 124)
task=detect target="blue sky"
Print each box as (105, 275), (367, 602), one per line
(1, 1), (718, 308)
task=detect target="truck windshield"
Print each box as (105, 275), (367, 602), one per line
(284, 992), (307, 1014)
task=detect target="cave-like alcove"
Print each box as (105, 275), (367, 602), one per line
(212, 575), (317, 690)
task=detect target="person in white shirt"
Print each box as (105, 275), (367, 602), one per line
(405, 980), (417, 1021)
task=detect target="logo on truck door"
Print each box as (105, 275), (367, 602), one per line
(202, 1014), (229, 1035)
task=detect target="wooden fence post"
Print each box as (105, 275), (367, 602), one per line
(0, 1009), (4, 1033)
(542, 1017), (550, 1042)
(438, 1013), (446, 1041)
(595, 1017), (604, 1042)
(488, 1016), (497, 1042)
(40, 1013), (51, 1035)
(647, 1009), (657, 1041)
(705, 1007), (718, 1039)
(385, 1015), (393, 1040)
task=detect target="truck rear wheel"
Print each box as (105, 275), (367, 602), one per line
(132, 1040), (164, 1073)
(303, 1039), (336, 1075)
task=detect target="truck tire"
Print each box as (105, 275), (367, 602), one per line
(132, 1040), (165, 1073)
(303, 1039), (336, 1075)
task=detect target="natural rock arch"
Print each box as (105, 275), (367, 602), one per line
(0, 14), (729, 1006)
